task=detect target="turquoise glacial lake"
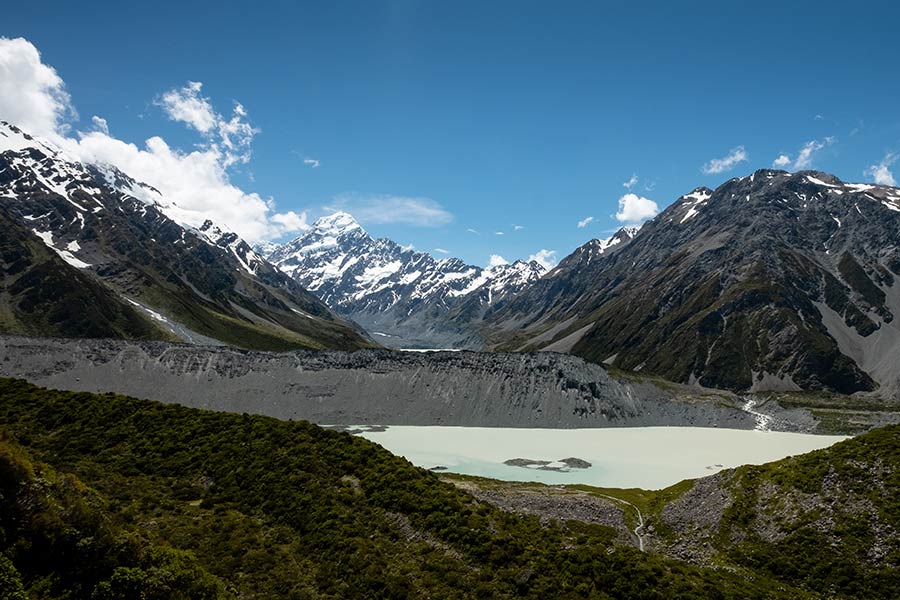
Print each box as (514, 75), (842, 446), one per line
(358, 426), (848, 490)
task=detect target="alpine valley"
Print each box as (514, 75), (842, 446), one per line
(264, 211), (552, 348)
(261, 169), (900, 405)
(3, 73), (900, 600)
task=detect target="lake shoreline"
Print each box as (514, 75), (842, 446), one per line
(357, 424), (849, 490)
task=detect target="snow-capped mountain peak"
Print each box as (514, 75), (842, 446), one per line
(265, 212), (548, 347)
(0, 121), (55, 153)
(590, 225), (640, 256)
(312, 211), (363, 235)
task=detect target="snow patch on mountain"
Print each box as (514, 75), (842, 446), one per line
(30, 228), (92, 269)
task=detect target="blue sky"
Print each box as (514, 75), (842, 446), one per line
(3, 1), (900, 267)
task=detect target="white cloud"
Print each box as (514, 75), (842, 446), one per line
(792, 137), (834, 169)
(270, 211), (310, 232)
(69, 132), (306, 242)
(865, 152), (897, 186)
(772, 154), (791, 168)
(157, 81), (217, 133)
(466, 228), (480, 235)
(528, 249), (557, 270)
(303, 157), (320, 168)
(814, 113), (824, 120)
(513, 224), (524, 231)
(326, 194), (453, 227)
(0, 37), (303, 243)
(495, 231), (504, 236)
(770, 138), (835, 171)
(577, 216), (594, 229)
(90, 115), (109, 135)
(433, 248), (449, 254)
(487, 254), (508, 268)
(701, 146), (748, 175)
(156, 81), (257, 168)
(0, 37), (75, 138)
(623, 174), (638, 189)
(214, 102), (257, 168)
(615, 193), (658, 224)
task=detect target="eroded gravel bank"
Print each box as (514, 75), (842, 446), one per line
(0, 335), (761, 429)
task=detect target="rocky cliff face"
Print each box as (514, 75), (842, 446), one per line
(0, 335), (766, 429)
(0, 121), (371, 351)
(266, 212), (547, 348)
(488, 170), (900, 397)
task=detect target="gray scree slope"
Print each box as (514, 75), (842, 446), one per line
(0, 336), (759, 429)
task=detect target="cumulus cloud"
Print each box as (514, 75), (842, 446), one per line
(623, 174), (638, 189)
(270, 211), (310, 232)
(0, 37), (75, 138)
(772, 154), (791, 168)
(157, 81), (258, 168)
(214, 102), (258, 168)
(701, 146), (748, 175)
(303, 157), (320, 168)
(157, 81), (217, 133)
(865, 152), (897, 186)
(495, 231), (504, 236)
(488, 254), (508, 268)
(792, 137), (834, 169)
(528, 249), (557, 270)
(433, 248), (450, 254)
(90, 115), (109, 135)
(513, 224), (524, 231)
(326, 194), (453, 227)
(577, 216), (594, 229)
(0, 37), (305, 243)
(69, 132), (307, 241)
(615, 193), (658, 224)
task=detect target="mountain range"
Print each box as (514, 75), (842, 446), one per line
(264, 212), (552, 348)
(265, 170), (900, 399)
(485, 170), (900, 396)
(0, 121), (371, 351)
(4, 117), (900, 400)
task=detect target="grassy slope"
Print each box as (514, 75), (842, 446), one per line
(0, 378), (798, 599)
(0, 207), (171, 342)
(712, 427), (900, 599)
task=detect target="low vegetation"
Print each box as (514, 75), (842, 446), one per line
(0, 378), (805, 599)
(715, 426), (900, 599)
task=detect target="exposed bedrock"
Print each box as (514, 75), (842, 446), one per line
(0, 335), (762, 429)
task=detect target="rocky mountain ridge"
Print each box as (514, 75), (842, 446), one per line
(487, 169), (900, 397)
(0, 121), (371, 350)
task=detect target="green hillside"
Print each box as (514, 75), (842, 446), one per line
(0, 378), (802, 599)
